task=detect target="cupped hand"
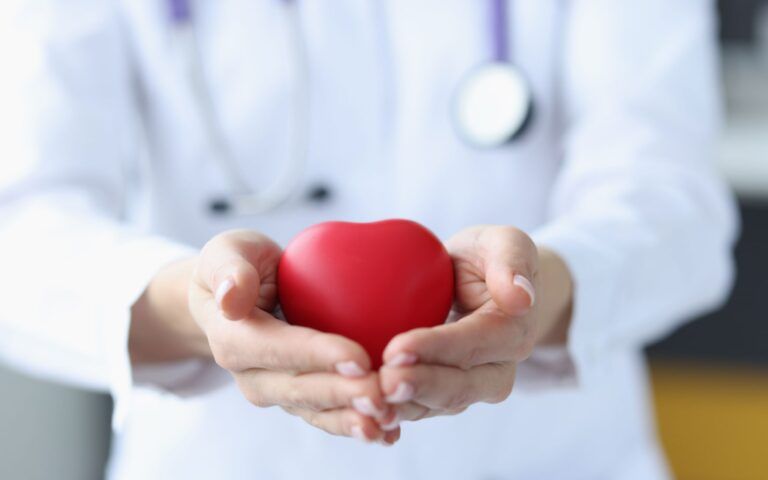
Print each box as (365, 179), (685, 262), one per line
(189, 230), (399, 445)
(376, 225), (538, 429)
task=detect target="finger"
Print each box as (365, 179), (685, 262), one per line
(235, 370), (388, 418)
(195, 230), (282, 319)
(380, 363), (515, 411)
(381, 402), (466, 430)
(479, 226), (538, 316)
(388, 402), (462, 424)
(382, 306), (534, 369)
(378, 402), (428, 431)
(200, 303), (372, 374)
(447, 226), (538, 316)
(282, 407), (387, 443)
(382, 427), (401, 446)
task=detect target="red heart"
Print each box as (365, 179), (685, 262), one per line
(278, 219), (455, 369)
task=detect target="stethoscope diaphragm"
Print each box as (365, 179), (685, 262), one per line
(453, 62), (533, 147)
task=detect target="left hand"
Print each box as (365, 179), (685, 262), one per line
(375, 225), (539, 430)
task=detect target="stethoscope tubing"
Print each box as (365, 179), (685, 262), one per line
(169, 0), (310, 214)
(168, 0), (530, 215)
(490, 0), (509, 62)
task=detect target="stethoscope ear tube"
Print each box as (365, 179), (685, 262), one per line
(174, 0), (311, 216)
(178, 0), (533, 216)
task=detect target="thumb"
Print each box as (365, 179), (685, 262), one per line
(482, 227), (538, 317)
(196, 230), (283, 320)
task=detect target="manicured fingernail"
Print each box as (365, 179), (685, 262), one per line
(352, 397), (387, 419)
(513, 274), (535, 307)
(385, 352), (418, 368)
(335, 361), (366, 378)
(385, 382), (414, 404)
(350, 425), (368, 442)
(380, 412), (400, 431)
(215, 277), (235, 308)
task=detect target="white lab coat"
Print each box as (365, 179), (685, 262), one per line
(0, 0), (737, 479)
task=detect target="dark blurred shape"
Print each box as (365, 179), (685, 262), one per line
(0, 366), (112, 480)
(208, 197), (232, 215)
(306, 183), (332, 203)
(648, 200), (768, 366)
(719, 0), (768, 42)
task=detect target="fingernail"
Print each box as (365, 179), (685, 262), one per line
(385, 382), (414, 404)
(384, 352), (418, 368)
(513, 274), (535, 308)
(350, 425), (368, 442)
(380, 412), (400, 431)
(215, 277), (235, 308)
(335, 361), (366, 378)
(352, 397), (387, 419)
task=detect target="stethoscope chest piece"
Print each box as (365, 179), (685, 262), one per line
(453, 62), (533, 148)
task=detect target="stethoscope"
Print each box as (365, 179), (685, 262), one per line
(167, 0), (533, 216)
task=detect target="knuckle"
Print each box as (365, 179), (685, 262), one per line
(383, 332), (412, 359)
(325, 380), (359, 409)
(250, 394), (272, 408)
(258, 342), (282, 370)
(508, 321), (535, 361)
(442, 389), (473, 411)
(208, 324), (247, 371)
(513, 336), (536, 361)
(379, 368), (405, 395)
(502, 319), (534, 361)
(211, 344), (240, 372)
(290, 406), (319, 426)
(495, 225), (523, 239)
(500, 225), (535, 250)
(281, 405), (299, 416)
(458, 346), (483, 370)
(391, 367), (417, 388)
(240, 383), (273, 408)
(282, 381), (306, 409)
(390, 327), (429, 354)
(487, 366), (515, 404)
(487, 382), (514, 404)
(412, 405), (432, 421)
(315, 334), (365, 370)
(445, 406), (468, 416)
(350, 377), (377, 399)
(201, 231), (235, 257)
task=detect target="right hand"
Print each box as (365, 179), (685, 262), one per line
(189, 230), (400, 445)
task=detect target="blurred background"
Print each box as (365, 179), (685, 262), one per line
(1, 1), (766, 479)
(645, 1), (768, 478)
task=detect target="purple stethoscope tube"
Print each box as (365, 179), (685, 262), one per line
(490, 0), (510, 62)
(167, 0), (191, 24)
(167, 0), (512, 63)
(168, 0), (298, 25)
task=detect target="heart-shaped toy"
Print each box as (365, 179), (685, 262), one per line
(278, 219), (455, 369)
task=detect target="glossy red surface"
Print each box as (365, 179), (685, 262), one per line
(278, 219), (455, 369)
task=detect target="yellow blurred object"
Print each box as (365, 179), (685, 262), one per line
(650, 360), (768, 480)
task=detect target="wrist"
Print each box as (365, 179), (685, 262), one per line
(130, 256), (212, 364)
(533, 247), (573, 346)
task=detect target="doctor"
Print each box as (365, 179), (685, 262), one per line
(0, 0), (736, 479)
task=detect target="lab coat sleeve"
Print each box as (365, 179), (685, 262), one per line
(0, 1), (196, 427)
(526, 0), (738, 387)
